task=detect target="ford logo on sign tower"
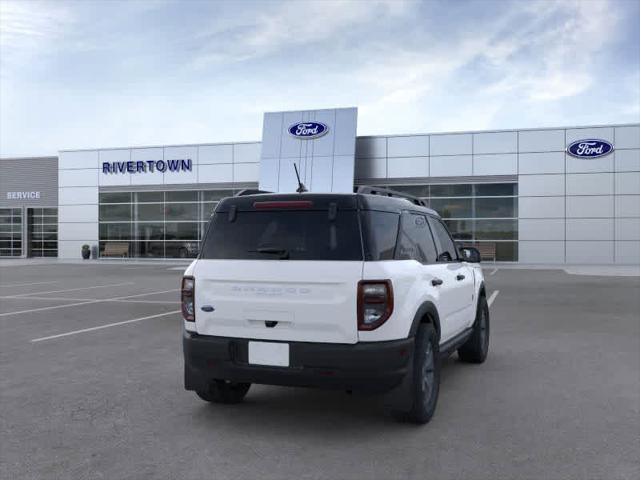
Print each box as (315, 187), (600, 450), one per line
(288, 122), (328, 139)
(567, 139), (614, 159)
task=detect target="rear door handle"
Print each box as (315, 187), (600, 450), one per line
(456, 274), (465, 281)
(431, 278), (443, 286)
(201, 305), (214, 312)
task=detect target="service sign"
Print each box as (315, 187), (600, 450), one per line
(566, 139), (613, 159)
(288, 122), (329, 139)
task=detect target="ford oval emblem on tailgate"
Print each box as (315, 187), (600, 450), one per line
(566, 139), (613, 159)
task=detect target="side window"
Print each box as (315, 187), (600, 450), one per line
(428, 217), (459, 262)
(395, 213), (437, 263)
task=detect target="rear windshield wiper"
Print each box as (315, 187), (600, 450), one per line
(249, 247), (290, 259)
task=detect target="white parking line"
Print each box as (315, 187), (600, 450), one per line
(0, 289), (177, 317)
(0, 295), (177, 304)
(9, 282), (135, 298)
(0, 281), (57, 288)
(489, 268), (498, 275)
(487, 290), (500, 306)
(31, 310), (181, 343)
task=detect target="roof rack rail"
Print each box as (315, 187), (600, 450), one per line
(234, 189), (272, 196)
(356, 186), (428, 207)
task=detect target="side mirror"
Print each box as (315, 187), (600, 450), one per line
(459, 246), (481, 263)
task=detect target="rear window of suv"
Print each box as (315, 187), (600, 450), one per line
(201, 210), (363, 261)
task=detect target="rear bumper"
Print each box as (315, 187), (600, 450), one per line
(183, 330), (414, 393)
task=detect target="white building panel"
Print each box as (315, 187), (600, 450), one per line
(387, 156), (429, 178)
(566, 153), (614, 174)
(615, 172), (640, 195)
(518, 174), (565, 196)
(566, 219), (613, 241)
(356, 137), (386, 158)
(234, 162), (259, 182)
(615, 196), (640, 218)
(59, 150), (99, 170)
(130, 147), (164, 186)
(615, 149), (640, 172)
(59, 240), (96, 260)
(60, 168), (99, 187)
(387, 135), (429, 157)
(518, 129), (565, 153)
(473, 131), (517, 154)
(566, 241), (613, 263)
(519, 219), (565, 240)
(260, 112), (283, 159)
(58, 221), (99, 241)
(566, 173), (613, 196)
(519, 241), (565, 263)
(308, 110), (336, 157)
(615, 241), (640, 264)
(334, 108), (359, 157)
(234, 142), (261, 163)
(332, 155), (358, 193)
(198, 144), (233, 164)
(309, 156), (332, 192)
(163, 146), (198, 185)
(518, 152), (565, 175)
(355, 157), (386, 179)
(614, 125), (640, 149)
(430, 155), (472, 177)
(566, 196), (614, 218)
(519, 197), (565, 218)
(430, 133), (472, 156)
(473, 154), (517, 176)
(198, 163), (233, 183)
(615, 218), (640, 241)
(566, 127), (614, 144)
(279, 111), (305, 158)
(59, 187), (97, 206)
(99, 148), (132, 187)
(59, 204), (98, 223)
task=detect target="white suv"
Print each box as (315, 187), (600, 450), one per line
(182, 188), (490, 423)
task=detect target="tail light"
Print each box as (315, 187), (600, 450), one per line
(357, 280), (393, 330)
(181, 276), (195, 322)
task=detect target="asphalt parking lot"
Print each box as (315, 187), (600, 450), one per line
(0, 262), (638, 480)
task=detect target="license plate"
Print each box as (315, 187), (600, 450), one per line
(248, 341), (289, 367)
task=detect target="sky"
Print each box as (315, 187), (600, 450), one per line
(0, 0), (638, 157)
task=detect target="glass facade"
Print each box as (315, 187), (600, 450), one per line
(98, 189), (236, 258)
(28, 208), (58, 257)
(375, 183), (518, 261)
(0, 208), (23, 257)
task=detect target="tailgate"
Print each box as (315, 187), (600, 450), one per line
(193, 260), (363, 344)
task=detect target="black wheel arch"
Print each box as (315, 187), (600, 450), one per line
(408, 302), (442, 342)
(478, 281), (486, 299)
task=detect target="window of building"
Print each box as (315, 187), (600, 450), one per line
(369, 182), (519, 261)
(0, 208), (23, 257)
(27, 208), (58, 257)
(98, 189), (237, 258)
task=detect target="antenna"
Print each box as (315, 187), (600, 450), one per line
(293, 163), (308, 193)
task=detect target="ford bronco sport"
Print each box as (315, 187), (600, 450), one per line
(182, 187), (489, 423)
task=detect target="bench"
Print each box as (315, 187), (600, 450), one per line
(102, 242), (129, 258)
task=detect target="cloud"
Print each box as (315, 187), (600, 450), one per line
(190, 0), (408, 67)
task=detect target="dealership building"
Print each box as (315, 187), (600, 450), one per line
(1, 107), (639, 264)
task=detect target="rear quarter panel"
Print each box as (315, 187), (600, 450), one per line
(359, 260), (441, 342)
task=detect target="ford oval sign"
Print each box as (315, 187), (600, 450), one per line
(288, 122), (329, 139)
(567, 139), (614, 159)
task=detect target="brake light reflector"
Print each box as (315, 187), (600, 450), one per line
(357, 280), (393, 331)
(181, 276), (195, 322)
(253, 200), (313, 209)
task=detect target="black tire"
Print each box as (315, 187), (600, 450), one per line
(196, 380), (251, 404)
(458, 295), (490, 364)
(402, 323), (440, 424)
